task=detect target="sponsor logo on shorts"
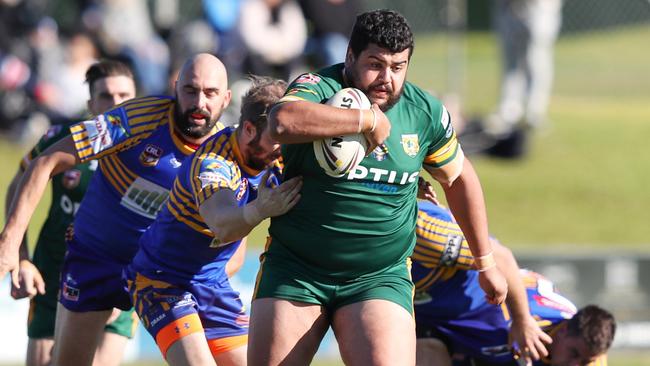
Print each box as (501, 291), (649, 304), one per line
(149, 313), (167, 327)
(62, 283), (80, 302)
(139, 144), (163, 167)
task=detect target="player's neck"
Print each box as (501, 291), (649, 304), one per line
(172, 127), (202, 150)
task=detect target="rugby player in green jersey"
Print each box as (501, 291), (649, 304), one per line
(249, 9), (508, 366)
(5, 60), (137, 366)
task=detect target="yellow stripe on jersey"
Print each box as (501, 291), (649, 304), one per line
(173, 179), (199, 211)
(166, 197), (212, 236)
(99, 160), (128, 195)
(423, 132), (460, 167)
(168, 187), (205, 228)
(278, 95), (306, 103)
(109, 154), (138, 182)
(122, 97), (170, 112)
(190, 134), (240, 206)
(70, 124), (93, 160)
(415, 211), (474, 270)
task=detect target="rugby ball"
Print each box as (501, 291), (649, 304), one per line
(313, 88), (371, 178)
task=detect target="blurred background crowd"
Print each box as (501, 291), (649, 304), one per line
(0, 0), (364, 145)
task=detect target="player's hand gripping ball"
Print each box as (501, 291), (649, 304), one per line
(313, 88), (370, 178)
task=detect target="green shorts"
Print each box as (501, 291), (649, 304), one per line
(28, 295), (138, 339)
(253, 251), (414, 315)
(27, 250), (137, 339)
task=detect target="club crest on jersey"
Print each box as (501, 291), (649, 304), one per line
(62, 169), (82, 189)
(295, 73), (321, 84)
(401, 134), (420, 157)
(139, 144), (163, 167)
(371, 144), (389, 161)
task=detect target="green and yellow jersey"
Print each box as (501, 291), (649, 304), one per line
(268, 63), (464, 280)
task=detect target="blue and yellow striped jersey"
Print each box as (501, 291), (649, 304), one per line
(68, 96), (223, 263)
(412, 202), (606, 366)
(130, 127), (282, 284)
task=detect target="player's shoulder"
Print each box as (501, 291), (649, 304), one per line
(195, 126), (237, 159)
(402, 82), (443, 111)
(290, 64), (344, 93)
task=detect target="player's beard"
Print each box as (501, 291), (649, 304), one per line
(174, 102), (221, 139)
(345, 67), (404, 112)
(247, 137), (280, 171)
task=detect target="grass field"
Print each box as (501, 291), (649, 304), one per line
(0, 25), (649, 365)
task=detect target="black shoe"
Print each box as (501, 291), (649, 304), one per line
(485, 127), (529, 159)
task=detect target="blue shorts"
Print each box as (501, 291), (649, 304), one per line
(59, 237), (132, 312)
(127, 270), (248, 358)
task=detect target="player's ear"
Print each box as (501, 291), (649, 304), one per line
(345, 48), (354, 67)
(243, 120), (257, 141)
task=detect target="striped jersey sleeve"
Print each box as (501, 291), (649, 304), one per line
(69, 96), (172, 162)
(423, 103), (464, 170)
(278, 72), (326, 104)
(413, 201), (475, 271)
(189, 134), (241, 207)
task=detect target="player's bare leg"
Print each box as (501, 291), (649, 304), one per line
(248, 298), (329, 366)
(51, 303), (111, 366)
(332, 299), (416, 366)
(92, 332), (129, 366)
(416, 338), (452, 366)
(26, 338), (54, 366)
(166, 332), (217, 366)
(213, 344), (247, 366)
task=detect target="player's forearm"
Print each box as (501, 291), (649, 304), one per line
(201, 202), (260, 245)
(269, 101), (373, 143)
(1, 155), (61, 250)
(6, 170), (30, 260)
(441, 159), (492, 257)
(494, 241), (531, 322)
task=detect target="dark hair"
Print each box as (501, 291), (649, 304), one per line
(237, 75), (287, 142)
(85, 60), (134, 96)
(566, 305), (616, 355)
(348, 9), (414, 59)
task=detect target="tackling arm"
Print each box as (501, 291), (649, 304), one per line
(199, 174), (302, 245)
(0, 136), (80, 283)
(268, 101), (389, 147)
(492, 239), (552, 362)
(426, 157), (508, 305)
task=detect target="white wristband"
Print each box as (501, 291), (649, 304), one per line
(243, 203), (263, 226)
(369, 108), (377, 132)
(357, 109), (363, 133)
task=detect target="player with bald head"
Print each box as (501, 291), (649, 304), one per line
(0, 53), (230, 366)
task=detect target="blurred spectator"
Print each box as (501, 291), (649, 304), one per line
(202, 0), (247, 78)
(43, 32), (98, 119)
(483, 0), (563, 158)
(299, 0), (360, 67)
(239, 0), (307, 81)
(91, 0), (170, 95)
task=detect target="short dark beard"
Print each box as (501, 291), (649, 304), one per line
(174, 101), (220, 138)
(344, 66), (404, 112)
